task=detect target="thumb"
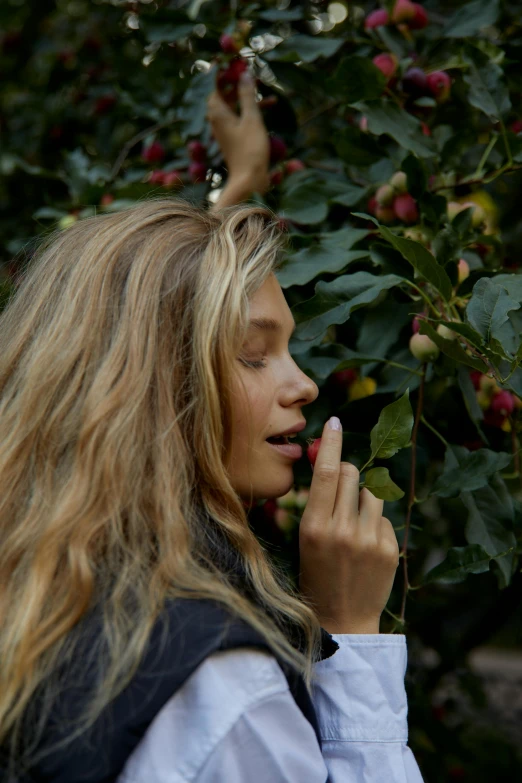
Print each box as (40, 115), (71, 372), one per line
(238, 70), (259, 116)
(206, 90), (236, 123)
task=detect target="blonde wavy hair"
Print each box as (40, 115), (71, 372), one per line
(0, 196), (324, 776)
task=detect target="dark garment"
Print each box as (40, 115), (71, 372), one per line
(2, 514), (338, 782)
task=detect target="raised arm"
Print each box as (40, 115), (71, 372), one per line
(206, 70), (271, 212)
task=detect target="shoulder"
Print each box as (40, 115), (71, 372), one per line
(117, 646), (294, 783)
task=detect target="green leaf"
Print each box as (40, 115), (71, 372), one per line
(291, 272), (404, 341)
(466, 278), (521, 344)
(178, 69), (215, 141)
(362, 467), (405, 501)
(351, 100), (436, 159)
(335, 127), (384, 167)
(331, 184), (370, 207)
(354, 214), (453, 302)
(264, 34), (343, 63)
(418, 319), (489, 372)
(369, 390), (414, 460)
(292, 344), (384, 380)
(258, 8), (303, 20)
(444, 0), (500, 38)
(423, 544), (503, 584)
(142, 23), (194, 43)
(457, 364), (485, 426)
(430, 320), (484, 348)
(279, 182), (329, 224)
(432, 448), (512, 498)
(463, 61), (511, 121)
(276, 227), (369, 288)
(326, 56), (386, 103)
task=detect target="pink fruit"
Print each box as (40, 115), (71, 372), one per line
(372, 53), (398, 82)
(391, 0), (416, 23)
(491, 391), (515, 416)
(188, 162), (207, 183)
(390, 171), (408, 193)
(219, 33), (240, 54)
(409, 333), (440, 362)
(307, 438), (321, 468)
(285, 158), (306, 174)
(187, 140), (207, 162)
(458, 259), (470, 284)
(394, 193), (419, 223)
(269, 135), (287, 164)
(412, 314), (427, 333)
(364, 9), (390, 28)
(142, 141), (165, 164)
(408, 3), (428, 29)
(359, 115), (369, 132)
(427, 71), (451, 103)
(162, 170), (183, 188)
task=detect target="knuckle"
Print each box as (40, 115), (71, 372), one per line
(315, 463), (339, 482)
(339, 462), (360, 482)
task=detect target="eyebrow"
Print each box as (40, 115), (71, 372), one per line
(249, 317), (297, 335)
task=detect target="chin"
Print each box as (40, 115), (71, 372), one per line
(241, 473), (295, 503)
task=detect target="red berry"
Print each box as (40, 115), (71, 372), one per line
(511, 120), (522, 134)
(412, 314), (427, 333)
(490, 391), (515, 416)
(332, 369), (358, 388)
(216, 58), (248, 105)
(427, 71), (451, 103)
(364, 9), (390, 28)
(421, 122), (431, 136)
(187, 140), (207, 162)
(162, 170), (183, 188)
(142, 141), (165, 164)
(94, 94), (116, 115)
(100, 193), (114, 206)
(372, 53), (398, 82)
(367, 196), (378, 215)
(470, 371), (482, 390)
(409, 3), (428, 29)
(307, 438), (321, 469)
(394, 193), (419, 223)
(219, 33), (240, 54)
(269, 135), (287, 164)
(188, 162), (208, 183)
(149, 170), (166, 185)
(270, 169), (283, 186)
(285, 159), (305, 174)
(483, 409), (507, 429)
(402, 67), (428, 97)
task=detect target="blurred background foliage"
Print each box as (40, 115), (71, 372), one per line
(2, 0), (522, 780)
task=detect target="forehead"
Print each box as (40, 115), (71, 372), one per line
(247, 274), (295, 333)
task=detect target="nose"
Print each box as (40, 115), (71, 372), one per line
(293, 363), (319, 406)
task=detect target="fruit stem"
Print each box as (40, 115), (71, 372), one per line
(404, 281), (444, 319)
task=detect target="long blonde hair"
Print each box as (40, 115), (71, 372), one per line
(0, 197), (324, 775)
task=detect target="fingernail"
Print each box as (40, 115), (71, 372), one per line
(327, 416), (342, 431)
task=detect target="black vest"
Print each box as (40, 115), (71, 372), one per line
(3, 518), (339, 782)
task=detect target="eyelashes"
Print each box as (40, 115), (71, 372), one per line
(239, 357), (267, 369)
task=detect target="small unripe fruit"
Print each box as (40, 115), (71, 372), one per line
(375, 184), (395, 206)
(274, 508), (294, 532)
(187, 140), (207, 162)
(389, 171), (408, 193)
(491, 391), (515, 416)
(285, 159), (306, 174)
(401, 67), (428, 97)
(409, 3), (428, 29)
(307, 438), (321, 469)
(269, 135), (287, 164)
(409, 333), (440, 362)
(364, 9), (390, 28)
(372, 53), (398, 82)
(476, 389), (491, 411)
(404, 226), (429, 243)
(394, 193), (419, 223)
(391, 0), (416, 23)
(375, 203), (396, 223)
(142, 141), (165, 164)
(447, 201), (464, 221)
(295, 488), (309, 510)
(436, 323), (458, 341)
(219, 33), (241, 54)
(277, 488), (297, 509)
(427, 71), (451, 103)
(479, 374), (499, 396)
(188, 162), (207, 183)
(348, 377), (377, 401)
(58, 215), (78, 230)
(458, 259), (470, 283)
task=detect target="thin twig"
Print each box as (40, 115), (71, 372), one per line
(399, 366), (426, 624)
(108, 117), (181, 183)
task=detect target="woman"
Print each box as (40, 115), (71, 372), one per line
(0, 70), (425, 781)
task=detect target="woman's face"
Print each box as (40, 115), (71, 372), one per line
(226, 273), (319, 502)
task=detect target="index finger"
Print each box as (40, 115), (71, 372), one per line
(305, 417), (343, 523)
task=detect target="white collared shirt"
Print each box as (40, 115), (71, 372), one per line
(117, 633), (425, 782)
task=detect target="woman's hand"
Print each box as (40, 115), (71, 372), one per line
(206, 70), (271, 197)
(298, 417), (400, 635)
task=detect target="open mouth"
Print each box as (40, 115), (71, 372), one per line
(266, 435), (291, 445)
